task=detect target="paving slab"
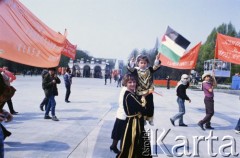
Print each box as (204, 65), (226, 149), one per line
(3, 76), (240, 158)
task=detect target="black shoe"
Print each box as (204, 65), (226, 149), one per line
(44, 115), (52, 119)
(11, 111), (18, 115)
(65, 100), (70, 103)
(40, 105), (44, 111)
(170, 118), (175, 126)
(198, 123), (205, 131)
(205, 126), (214, 130)
(3, 131), (11, 140)
(179, 124), (188, 127)
(110, 146), (120, 154)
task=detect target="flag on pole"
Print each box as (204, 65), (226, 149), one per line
(159, 42), (201, 69)
(61, 39), (77, 60)
(215, 33), (240, 64)
(159, 26), (190, 63)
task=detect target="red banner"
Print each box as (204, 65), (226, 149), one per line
(0, 0), (68, 67)
(159, 42), (201, 69)
(215, 33), (240, 64)
(61, 39), (77, 60)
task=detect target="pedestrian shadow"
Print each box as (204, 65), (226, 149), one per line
(67, 101), (98, 104)
(192, 107), (237, 130)
(5, 140), (70, 152)
(57, 109), (87, 112)
(5, 112), (44, 125)
(60, 116), (99, 121)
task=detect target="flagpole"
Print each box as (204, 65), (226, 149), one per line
(212, 33), (218, 86)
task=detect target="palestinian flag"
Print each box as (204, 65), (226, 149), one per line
(159, 26), (190, 63)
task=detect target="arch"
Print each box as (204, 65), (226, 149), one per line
(94, 65), (102, 78)
(83, 65), (91, 78)
(73, 65), (81, 77)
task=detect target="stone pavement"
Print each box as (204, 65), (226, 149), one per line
(3, 76), (240, 158)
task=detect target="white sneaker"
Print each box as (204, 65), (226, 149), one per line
(235, 130), (240, 134)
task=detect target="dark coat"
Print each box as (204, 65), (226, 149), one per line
(0, 74), (6, 96)
(42, 73), (61, 97)
(176, 83), (190, 100)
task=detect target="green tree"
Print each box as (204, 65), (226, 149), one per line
(196, 22), (239, 78)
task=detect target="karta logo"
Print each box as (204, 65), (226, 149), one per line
(0, 49), (5, 54)
(143, 128), (239, 157)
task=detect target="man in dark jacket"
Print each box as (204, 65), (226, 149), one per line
(42, 68), (61, 121)
(170, 74), (191, 127)
(63, 68), (72, 103)
(40, 69), (48, 111)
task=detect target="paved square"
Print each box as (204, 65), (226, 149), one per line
(3, 76), (240, 158)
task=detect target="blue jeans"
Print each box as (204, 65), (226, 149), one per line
(171, 97), (186, 125)
(45, 95), (56, 116)
(0, 125), (4, 158)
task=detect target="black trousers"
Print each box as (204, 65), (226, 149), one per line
(40, 97), (48, 106)
(3, 99), (15, 113)
(145, 93), (154, 117)
(65, 85), (71, 101)
(0, 123), (11, 140)
(199, 97), (214, 126)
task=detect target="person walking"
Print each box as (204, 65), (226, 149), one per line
(117, 74), (151, 158)
(1, 67), (18, 115)
(64, 68), (73, 103)
(198, 73), (217, 130)
(116, 74), (122, 88)
(0, 109), (13, 158)
(234, 95), (240, 134)
(110, 86), (127, 154)
(43, 68), (61, 121)
(170, 74), (191, 127)
(40, 69), (49, 111)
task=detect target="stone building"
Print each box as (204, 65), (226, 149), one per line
(68, 58), (115, 78)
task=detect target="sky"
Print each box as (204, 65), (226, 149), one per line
(20, 0), (240, 62)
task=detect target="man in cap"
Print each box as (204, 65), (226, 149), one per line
(198, 73), (217, 130)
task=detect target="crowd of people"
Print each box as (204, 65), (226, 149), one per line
(0, 54), (240, 157)
(0, 66), (74, 157)
(109, 54), (240, 158)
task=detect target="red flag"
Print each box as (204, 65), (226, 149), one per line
(0, 0), (67, 67)
(215, 33), (240, 64)
(61, 39), (77, 60)
(159, 42), (201, 69)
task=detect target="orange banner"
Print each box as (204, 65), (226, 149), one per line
(0, 0), (67, 68)
(61, 39), (77, 60)
(159, 42), (201, 69)
(215, 33), (240, 64)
